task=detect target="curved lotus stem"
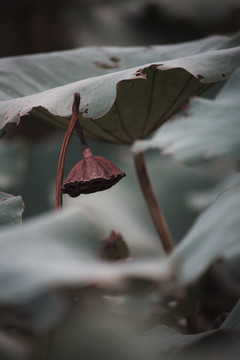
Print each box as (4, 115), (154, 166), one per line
(56, 93), (80, 210)
(134, 152), (174, 254)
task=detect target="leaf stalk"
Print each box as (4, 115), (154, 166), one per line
(134, 151), (174, 254)
(56, 93), (81, 210)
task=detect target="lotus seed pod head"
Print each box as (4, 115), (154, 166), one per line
(61, 155), (126, 197)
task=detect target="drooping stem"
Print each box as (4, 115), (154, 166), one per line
(134, 151), (174, 254)
(75, 121), (92, 158)
(56, 93), (81, 210)
(75, 120), (89, 151)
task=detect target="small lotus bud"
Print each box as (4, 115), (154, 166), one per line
(61, 153), (126, 197)
(101, 231), (129, 261)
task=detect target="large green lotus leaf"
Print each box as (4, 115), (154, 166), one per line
(48, 306), (240, 360)
(0, 34), (232, 101)
(188, 172), (240, 211)
(0, 205), (169, 304)
(141, 299), (240, 358)
(139, 297), (240, 359)
(133, 68), (240, 164)
(170, 185), (240, 285)
(48, 309), (150, 360)
(0, 33), (240, 143)
(0, 192), (24, 227)
(35, 304), (240, 360)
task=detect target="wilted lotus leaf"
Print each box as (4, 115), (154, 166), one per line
(0, 33), (240, 143)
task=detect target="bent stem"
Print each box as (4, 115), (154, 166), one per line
(56, 93), (81, 210)
(134, 151), (174, 254)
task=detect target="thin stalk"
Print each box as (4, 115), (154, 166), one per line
(75, 120), (89, 151)
(134, 151), (174, 254)
(75, 121), (92, 158)
(56, 93), (81, 210)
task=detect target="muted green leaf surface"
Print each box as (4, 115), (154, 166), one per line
(142, 324), (216, 355)
(145, 325), (240, 360)
(0, 205), (169, 304)
(0, 33), (240, 143)
(144, 309), (240, 359)
(188, 171), (240, 211)
(133, 69), (240, 164)
(49, 308), (150, 360)
(0, 192), (24, 226)
(171, 185), (240, 285)
(0, 35), (232, 101)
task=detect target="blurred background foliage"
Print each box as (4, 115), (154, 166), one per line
(0, 1), (240, 359)
(1, 0), (240, 57)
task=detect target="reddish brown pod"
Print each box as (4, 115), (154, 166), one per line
(56, 93), (126, 209)
(62, 148), (126, 197)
